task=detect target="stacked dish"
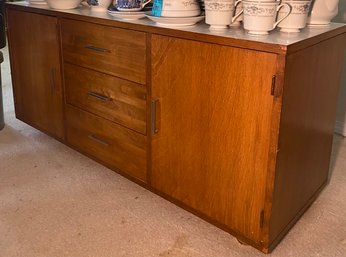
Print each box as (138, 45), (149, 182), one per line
(26, 0), (47, 5)
(146, 0), (205, 27)
(108, 0), (152, 20)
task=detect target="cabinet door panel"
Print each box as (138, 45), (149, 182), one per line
(151, 35), (277, 243)
(7, 10), (64, 139)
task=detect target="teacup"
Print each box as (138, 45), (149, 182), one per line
(152, 0), (201, 17)
(205, 0), (235, 30)
(114, 0), (151, 12)
(87, 0), (112, 12)
(241, 0), (292, 35)
(278, 1), (312, 32)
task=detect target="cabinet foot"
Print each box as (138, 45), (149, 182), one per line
(237, 238), (248, 246)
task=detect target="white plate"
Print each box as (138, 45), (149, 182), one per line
(117, 7), (143, 12)
(108, 10), (146, 20)
(307, 23), (331, 28)
(28, 0), (47, 4)
(145, 14), (205, 27)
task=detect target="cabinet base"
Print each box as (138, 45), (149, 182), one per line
(268, 179), (329, 253)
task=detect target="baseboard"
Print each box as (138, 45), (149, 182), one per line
(335, 120), (346, 136)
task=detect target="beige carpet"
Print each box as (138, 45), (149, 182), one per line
(0, 45), (346, 257)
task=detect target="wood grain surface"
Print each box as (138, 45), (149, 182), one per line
(7, 3), (346, 55)
(7, 10), (64, 139)
(269, 34), (346, 248)
(151, 35), (277, 243)
(6, 4), (346, 253)
(65, 105), (147, 182)
(61, 18), (146, 84)
(64, 63), (147, 134)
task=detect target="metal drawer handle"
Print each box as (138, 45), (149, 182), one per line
(87, 91), (111, 102)
(88, 134), (110, 147)
(84, 45), (110, 53)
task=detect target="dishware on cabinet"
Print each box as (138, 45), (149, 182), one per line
(46, 0), (82, 9)
(204, 0), (236, 30)
(241, 0), (292, 35)
(27, 0), (47, 5)
(152, 0), (201, 17)
(87, 0), (112, 12)
(145, 13), (205, 26)
(230, 1), (243, 27)
(108, 10), (146, 19)
(307, 0), (339, 27)
(278, 0), (312, 33)
(114, 0), (151, 12)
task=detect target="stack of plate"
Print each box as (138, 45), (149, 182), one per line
(108, 5), (150, 20)
(146, 0), (205, 27)
(27, 0), (47, 5)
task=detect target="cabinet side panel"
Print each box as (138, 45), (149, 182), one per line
(151, 35), (277, 243)
(269, 34), (346, 246)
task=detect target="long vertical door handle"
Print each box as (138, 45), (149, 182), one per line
(50, 67), (56, 94)
(151, 99), (160, 135)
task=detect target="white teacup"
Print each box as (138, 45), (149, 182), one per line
(278, 1), (312, 33)
(152, 0), (201, 17)
(205, 0), (235, 30)
(242, 0), (292, 35)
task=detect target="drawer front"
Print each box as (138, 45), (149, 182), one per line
(66, 105), (147, 182)
(61, 19), (146, 84)
(65, 63), (147, 134)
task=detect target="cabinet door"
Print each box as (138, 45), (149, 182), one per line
(7, 10), (64, 139)
(151, 35), (277, 243)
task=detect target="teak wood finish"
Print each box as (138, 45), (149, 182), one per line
(64, 63), (147, 134)
(65, 105), (147, 182)
(269, 34), (346, 250)
(61, 19), (146, 84)
(5, 4), (346, 254)
(6, 10), (64, 139)
(151, 35), (277, 245)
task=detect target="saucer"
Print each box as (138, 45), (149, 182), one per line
(28, 0), (47, 5)
(117, 7), (143, 12)
(108, 10), (146, 20)
(145, 14), (205, 27)
(307, 23), (330, 28)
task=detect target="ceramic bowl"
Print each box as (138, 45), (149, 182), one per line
(46, 0), (83, 10)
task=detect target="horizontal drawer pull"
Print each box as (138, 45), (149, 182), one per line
(88, 134), (110, 147)
(84, 45), (110, 53)
(87, 91), (111, 101)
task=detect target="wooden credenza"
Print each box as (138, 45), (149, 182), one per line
(6, 3), (346, 253)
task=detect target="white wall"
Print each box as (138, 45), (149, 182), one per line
(334, 1), (346, 136)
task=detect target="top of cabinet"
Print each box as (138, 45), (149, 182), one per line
(6, 1), (346, 55)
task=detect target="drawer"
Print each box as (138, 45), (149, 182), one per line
(65, 63), (147, 134)
(65, 105), (147, 182)
(61, 19), (146, 84)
